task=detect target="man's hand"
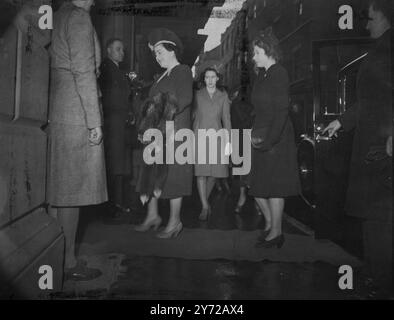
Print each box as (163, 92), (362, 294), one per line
(89, 127), (103, 146)
(322, 120), (342, 137)
(386, 136), (392, 157)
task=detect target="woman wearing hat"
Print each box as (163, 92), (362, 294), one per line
(134, 28), (193, 238)
(249, 29), (300, 248)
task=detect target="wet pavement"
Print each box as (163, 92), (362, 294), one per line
(64, 180), (389, 300)
(109, 257), (375, 300)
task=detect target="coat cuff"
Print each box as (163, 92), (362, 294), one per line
(86, 117), (102, 129)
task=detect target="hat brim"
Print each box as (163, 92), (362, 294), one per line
(147, 28), (183, 53)
(149, 40), (177, 51)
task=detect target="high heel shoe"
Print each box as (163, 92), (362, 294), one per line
(134, 216), (162, 232)
(255, 234), (285, 249)
(156, 222), (183, 239)
(256, 229), (271, 242)
(198, 206), (211, 221)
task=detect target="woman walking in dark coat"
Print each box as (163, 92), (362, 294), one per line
(249, 29), (300, 248)
(134, 28), (193, 238)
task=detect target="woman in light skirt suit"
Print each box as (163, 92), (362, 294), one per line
(193, 67), (232, 220)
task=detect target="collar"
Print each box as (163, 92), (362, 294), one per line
(205, 87), (218, 98)
(167, 62), (180, 76)
(108, 58), (119, 67)
(156, 63), (180, 84)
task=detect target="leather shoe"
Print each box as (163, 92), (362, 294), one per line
(64, 260), (102, 282)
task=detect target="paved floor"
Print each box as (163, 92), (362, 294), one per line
(109, 257), (375, 300)
(62, 182), (389, 300)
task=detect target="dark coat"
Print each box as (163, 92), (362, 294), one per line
(99, 58), (130, 113)
(339, 29), (392, 221)
(136, 64), (194, 199)
(248, 64), (300, 198)
(230, 97), (254, 160)
(230, 97), (254, 130)
(99, 58), (131, 175)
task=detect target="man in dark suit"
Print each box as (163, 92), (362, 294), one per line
(324, 0), (392, 293)
(99, 38), (132, 220)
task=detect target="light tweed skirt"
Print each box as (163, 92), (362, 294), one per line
(47, 122), (108, 207)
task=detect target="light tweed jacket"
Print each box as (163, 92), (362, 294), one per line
(46, 2), (107, 207)
(49, 2), (102, 128)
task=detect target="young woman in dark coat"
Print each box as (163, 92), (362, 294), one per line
(249, 29), (300, 249)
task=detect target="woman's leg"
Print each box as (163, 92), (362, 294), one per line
(57, 207), (103, 280)
(266, 198), (285, 240)
(134, 196), (161, 231)
(165, 197), (183, 231)
(255, 198), (272, 231)
(223, 178), (231, 194)
(197, 176), (209, 209)
(206, 176), (216, 199)
(144, 197), (159, 222)
(57, 207), (80, 268)
(237, 186), (247, 207)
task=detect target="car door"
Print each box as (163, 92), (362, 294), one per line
(311, 38), (373, 257)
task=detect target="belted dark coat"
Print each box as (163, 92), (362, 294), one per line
(339, 29), (392, 221)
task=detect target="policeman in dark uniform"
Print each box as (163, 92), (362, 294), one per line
(99, 38), (132, 220)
